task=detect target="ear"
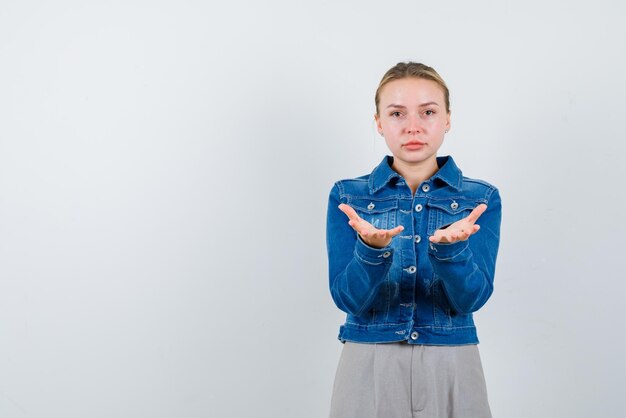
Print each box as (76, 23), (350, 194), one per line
(445, 110), (451, 132)
(374, 113), (383, 134)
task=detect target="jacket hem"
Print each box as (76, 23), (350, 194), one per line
(338, 323), (479, 345)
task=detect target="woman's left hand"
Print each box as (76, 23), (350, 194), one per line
(429, 204), (487, 244)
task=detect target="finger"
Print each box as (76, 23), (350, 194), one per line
(429, 230), (443, 243)
(465, 204), (487, 224)
(462, 224), (480, 238)
(338, 203), (362, 222)
(347, 219), (362, 232)
(384, 225), (404, 237)
(348, 219), (369, 237)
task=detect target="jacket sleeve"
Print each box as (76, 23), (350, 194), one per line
(326, 183), (394, 316)
(427, 188), (502, 314)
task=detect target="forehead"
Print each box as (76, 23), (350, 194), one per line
(379, 77), (445, 105)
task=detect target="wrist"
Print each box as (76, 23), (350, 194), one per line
(359, 234), (390, 249)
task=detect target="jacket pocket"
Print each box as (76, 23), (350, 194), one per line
(426, 197), (484, 235)
(433, 279), (474, 327)
(349, 198), (398, 230)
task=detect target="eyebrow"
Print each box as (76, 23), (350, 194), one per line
(386, 102), (440, 109)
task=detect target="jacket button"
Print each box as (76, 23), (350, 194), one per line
(367, 202), (375, 210)
(421, 184), (430, 192)
(382, 251), (391, 258)
(414, 204), (423, 212)
(415, 235), (421, 243)
(450, 201), (459, 210)
(407, 266), (416, 274)
(410, 331), (419, 340)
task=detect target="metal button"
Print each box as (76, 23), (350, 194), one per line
(450, 201), (459, 210)
(382, 251), (391, 258)
(421, 184), (430, 192)
(415, 235), (421, 243)
(367, 202), (375, 210)
(407, 266), (417, 274)
(410, 331), (419, 340)
(414, 204), (423, 212)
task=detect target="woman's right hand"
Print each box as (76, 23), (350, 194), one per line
(338, 203), (404, 249)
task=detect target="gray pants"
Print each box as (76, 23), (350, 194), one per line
(329, 342), (491, 418)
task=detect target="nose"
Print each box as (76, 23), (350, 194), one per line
(406, 114), (422, 135)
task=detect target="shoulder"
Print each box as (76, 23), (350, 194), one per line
(330, 173), (371, 198)
(459, 174), (501, 203)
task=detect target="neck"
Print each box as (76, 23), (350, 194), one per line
(391, 156), (439, 194)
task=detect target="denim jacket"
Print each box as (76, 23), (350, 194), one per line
(326, 155), (501, 345)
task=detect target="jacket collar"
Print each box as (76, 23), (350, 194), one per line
(368, 155), (463, 194)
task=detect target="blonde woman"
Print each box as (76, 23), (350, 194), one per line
(326, 62), (501, 418)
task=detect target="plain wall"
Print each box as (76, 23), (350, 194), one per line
(1, 1), (625, 417)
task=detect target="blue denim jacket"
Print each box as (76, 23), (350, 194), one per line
(326, 155), (501, 345)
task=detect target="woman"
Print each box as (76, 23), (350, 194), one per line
(326, 62), (501, 418)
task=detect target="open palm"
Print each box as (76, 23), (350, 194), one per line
(429, 204), (487, 244)
(338, 203), (404, 249)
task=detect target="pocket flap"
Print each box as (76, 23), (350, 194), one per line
(349, 198), (398, 214)
(427, 198), (480, 215)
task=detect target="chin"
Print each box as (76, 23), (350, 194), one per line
(403, 154), (436, 164)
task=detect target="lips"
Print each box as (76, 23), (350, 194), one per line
(403, 140), (426, 150)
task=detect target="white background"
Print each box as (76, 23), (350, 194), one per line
(1, 1), (625, 417)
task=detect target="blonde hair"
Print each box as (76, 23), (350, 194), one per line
(375, 62), (450, 115)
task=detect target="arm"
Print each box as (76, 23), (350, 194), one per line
(326, 183), (400, 316)
(427, 188), (502, 314)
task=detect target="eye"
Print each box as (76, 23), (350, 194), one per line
(424, 109), (436, 116)
(390, 111), (403, 118)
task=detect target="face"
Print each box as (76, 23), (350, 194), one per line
(374, 77), (450, 168)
